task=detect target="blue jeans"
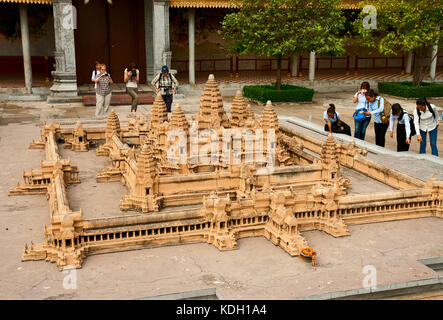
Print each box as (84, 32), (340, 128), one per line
(420, 127), (439, 156)
(354, 117), (371, 140)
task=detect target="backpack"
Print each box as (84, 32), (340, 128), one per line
(379, 97), (392, 125)
(400, 111), (417, 137)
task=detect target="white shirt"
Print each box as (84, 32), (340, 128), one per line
(125, 68), (139, 88)
(323, 111), (340, 124)
(354, 91), (368, 110)
(91, 70), (101, 89)
(389, 110), (411, 138)
(413, 104), (440, 133)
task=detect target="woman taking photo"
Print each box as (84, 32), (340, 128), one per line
(362, 90), (388, 147)
(94, 64), (113, 118)
(389, 103), (413, 152)
(124, 62), (139, 113)
(414, 97), (440, 156)
(353, 81), (371, 140)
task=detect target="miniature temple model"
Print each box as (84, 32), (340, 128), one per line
(9, 74), (443, 270)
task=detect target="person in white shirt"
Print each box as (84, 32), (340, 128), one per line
(352, 81), (371, 140)
(91, 61), (101, 92)
(124, 62), (140, 112)
(389, 103), (412, 152)
(323, 104), (351, 136)
(414, 97), (440, 156)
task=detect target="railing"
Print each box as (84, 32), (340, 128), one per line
(299, 54), (351, 74)
(172, 58), (233, 74)
(172, 53), (443, 79)
(236, 57), (291, 75)
(0, 56), (55, 77)
(354, 54), (405, 73)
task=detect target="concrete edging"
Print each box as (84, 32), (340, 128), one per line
(279, 116), (443, 166)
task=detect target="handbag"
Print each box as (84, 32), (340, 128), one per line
(353, 108), (368, 122)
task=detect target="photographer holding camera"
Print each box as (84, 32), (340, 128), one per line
(94, 64), (113, 118)
(151, 65), (179, 113)
(124, 62), (140, 112)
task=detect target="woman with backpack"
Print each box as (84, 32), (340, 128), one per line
(389, 103), (414, 152)
(362, 90), (389, 147)
(323, 104), (351, 136)
(353, 81), (371, 140)
(414, 97), (440, 156)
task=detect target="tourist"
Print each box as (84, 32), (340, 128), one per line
(414, 97), (440, 156)
(362, 90), (388, 147)
(94, 64), (113, 118)
(124, 62), (139, 113)
(323, 104), (351, 136)
(91, 61), (101, 92)
(151, 65), (179, 113)
(389, 103), (413, 152)
(352, 81), (371, 140)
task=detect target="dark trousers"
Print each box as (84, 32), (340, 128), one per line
(374, 122), (389, 147)
(354, 117), (371, 140)
(162, 94), (173, 112)
(396, 124), (410, 152)
(324, 121), (352, 136)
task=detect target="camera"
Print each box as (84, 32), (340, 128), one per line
(129, 68), (137, 79)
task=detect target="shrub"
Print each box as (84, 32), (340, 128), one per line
(378, 81), (443, 98)
(242, 84), (314, 103)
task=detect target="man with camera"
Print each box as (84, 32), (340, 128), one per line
(151, 65), (179, 113)
(124, 62), (140, 112)
(94, 64), (113, 118)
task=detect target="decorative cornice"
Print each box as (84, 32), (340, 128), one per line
(0, 0), (52, 3)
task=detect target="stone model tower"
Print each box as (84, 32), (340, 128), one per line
(230, 90), (248, 127)
(197, 74), (229, 129)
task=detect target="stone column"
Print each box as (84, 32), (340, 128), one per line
(48, 0), (80, 102)
(430, 42), (439, 81)
(19, 4), (32, 94)
(144, 0), (154, 81)
(309, 51), (316, 82)
(405, 52), (413, 74)
(188, 8), (195, 86)
(291, 54), (298, 77)
(153, 0), (171, 75)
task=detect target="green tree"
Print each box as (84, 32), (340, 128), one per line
(354, 0), (443, 86)
(219, 0), (346, 89)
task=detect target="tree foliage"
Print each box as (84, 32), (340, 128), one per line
(219, 0), (346, 89)
(353, 0), (443, 86)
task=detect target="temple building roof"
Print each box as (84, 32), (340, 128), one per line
(0, 0), (361, 8)
(169, 0), (362, 9)
(0, 0), (52, 3)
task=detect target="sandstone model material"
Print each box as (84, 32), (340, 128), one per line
(10, 75), (443, 270)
